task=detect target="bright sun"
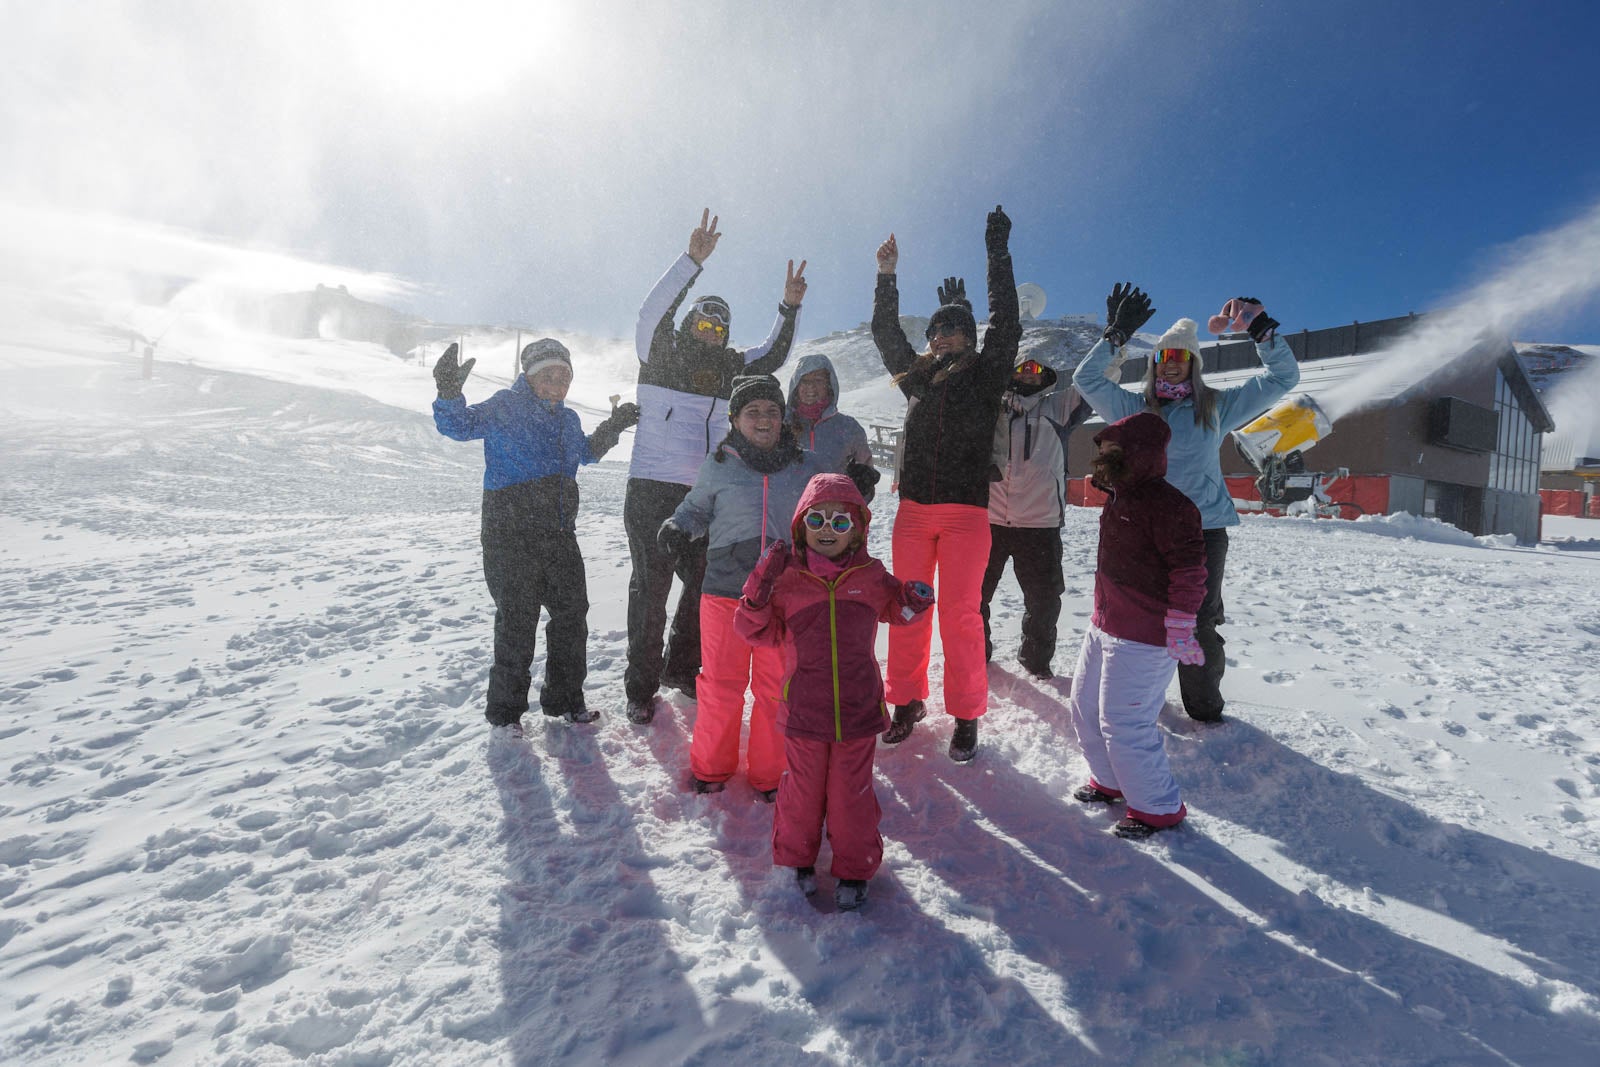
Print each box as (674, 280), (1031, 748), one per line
(336, 0), (574, 101)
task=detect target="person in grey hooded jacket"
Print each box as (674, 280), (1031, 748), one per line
(786, 353), (879, 501)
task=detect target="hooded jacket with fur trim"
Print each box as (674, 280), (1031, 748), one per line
(734, 474), (924, 742)
(1089, 412), (1209, 646)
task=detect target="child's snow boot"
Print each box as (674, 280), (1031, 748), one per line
(835, 879), (868, 911)
(1073, 783), (1123, 805)
(796, 866), (817, 896)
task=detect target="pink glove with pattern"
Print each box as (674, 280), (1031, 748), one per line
(741, 540), (791, 608)
(1206, 298), (1264, 336)
(1165, 610), (1205, 665)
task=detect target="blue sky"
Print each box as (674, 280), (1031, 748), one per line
(7, 1), (1600, 347)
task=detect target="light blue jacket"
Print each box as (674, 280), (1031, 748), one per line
(1073, 336), (1300, 529)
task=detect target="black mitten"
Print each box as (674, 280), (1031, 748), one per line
(432, 343), (475, 399)
(845, 459), (881, 503)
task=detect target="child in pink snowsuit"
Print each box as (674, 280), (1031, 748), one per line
(1068, 411), (1208, 839)
(735, 473), (934, 910)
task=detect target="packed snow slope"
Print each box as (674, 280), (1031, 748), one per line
(3, 320), (1600, 1067)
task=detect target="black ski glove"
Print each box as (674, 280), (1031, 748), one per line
(1103, 285), (1155, 348)
(657, 518), (695, 560)
(845, 459), (881, 503)
(936, 277), (970, 311)
(1244, 300), (1280, 343)
(587, 402), (640, 460)
(985, 205), (1011, 256)
(432, 343), (475, 400)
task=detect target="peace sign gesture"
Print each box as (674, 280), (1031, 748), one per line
(784, 259), (808, 307)
(688, 208), (721, 265)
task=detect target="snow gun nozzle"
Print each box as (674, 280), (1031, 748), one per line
(1231, 393), (1333, 474)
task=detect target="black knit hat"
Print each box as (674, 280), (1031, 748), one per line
(728, 374), (785, 419)
(927, 302), (977, 343)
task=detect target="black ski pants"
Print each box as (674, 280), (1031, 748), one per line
(979, 524), (1065, 674)
(482, 528), (588, 725)
(623, 477), (706, 704)
(1177, 527), (1229, 722)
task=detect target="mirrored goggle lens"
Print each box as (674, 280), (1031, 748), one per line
(1015, 360), (1045, 375)
(694, 319), (728, 336)
(1158, 348), (1192, 364)
(924, 321), (963, 340)
(803, 509), (854, 534)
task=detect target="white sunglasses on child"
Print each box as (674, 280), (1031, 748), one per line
(803, 509), (854, 534)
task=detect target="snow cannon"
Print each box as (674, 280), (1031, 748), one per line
(1232, 394), (1338, 506)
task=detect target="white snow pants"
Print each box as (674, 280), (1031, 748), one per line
(1068, 624), (1184, 818)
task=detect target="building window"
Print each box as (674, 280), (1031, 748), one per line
(1489, 372), (1539, 495)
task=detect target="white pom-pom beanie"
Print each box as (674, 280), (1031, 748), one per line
(1153, 318), (1202, 358)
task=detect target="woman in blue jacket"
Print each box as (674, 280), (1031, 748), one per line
(433, 339), (638, 728)
(1073, 289), (1298, 722)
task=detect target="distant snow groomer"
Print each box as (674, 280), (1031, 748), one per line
(624, 209), (807, 725)
(432, 339), (639, 729)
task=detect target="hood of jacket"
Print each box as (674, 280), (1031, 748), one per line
(790, 472), (871, 543)
(1093, 411), (1170, 486)
(786, 353), (842, 420)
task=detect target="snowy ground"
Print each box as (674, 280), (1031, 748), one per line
(3, 323), (1600, 1066)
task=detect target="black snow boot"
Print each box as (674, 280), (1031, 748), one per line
(1073, 783), (1123, 805)
(796, 866), (817, 896)
(948, 717), (979, 763)
(661, 668), (699, 700)
(882, 700), (926, 745)
(1113, 816), (1172, 840)
(626, 696), (659, 725)
(835, 879), (869, 911)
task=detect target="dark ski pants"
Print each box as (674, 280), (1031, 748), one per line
(979, 524), (1065, 674)
(1177, 527), (1229, 722)
(482, 529), (588, 726)
(623, 477), (706, 705)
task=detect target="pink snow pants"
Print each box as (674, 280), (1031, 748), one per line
(772, 734), (883, 881)
(885, 500), (992, 720)
(691, 595), (786, 791)
(1068, 624), (1185, 822)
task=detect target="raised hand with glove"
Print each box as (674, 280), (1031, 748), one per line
(740, 540), (792, 608)
(432, 343), (476, 400)
(1103, 283), (1155, 348)
(936, 276), (970, 311)
(587, 400), (640, 460)
(1164, 610), (1205, 665)
(985, 205), (1011, 255)
(1206, 297), (1278, 343)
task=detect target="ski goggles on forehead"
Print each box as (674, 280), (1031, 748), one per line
(1015, 359), (1045, 375)
(802, 509), (854, 534)
(1157, 348), (1192, 364)
(691, 301), (731, 328)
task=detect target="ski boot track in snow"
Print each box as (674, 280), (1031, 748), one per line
(2, 332), (1599, 1064)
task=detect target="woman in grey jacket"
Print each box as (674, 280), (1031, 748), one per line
(658, 375), (826, 797)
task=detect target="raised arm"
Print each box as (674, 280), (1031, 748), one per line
(1073, 282), (1155, 424)
(1208, 299), (1299, 430)
(743, 259), (806, 376)
(636, 209), (719, 363)
(870, 234), (918, 384)
(978, 205), (1021, 395)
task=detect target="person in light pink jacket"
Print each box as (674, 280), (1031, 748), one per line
(735, 474), (933, 910)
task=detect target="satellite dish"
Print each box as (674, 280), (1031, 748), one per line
(1016, 282), (1047, 320)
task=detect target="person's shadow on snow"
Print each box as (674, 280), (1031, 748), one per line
(877, 703), (1600, 1066)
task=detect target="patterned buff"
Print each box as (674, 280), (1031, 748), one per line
(1155, 379), (1194, 401)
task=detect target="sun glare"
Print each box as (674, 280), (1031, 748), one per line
(337, 0), (572, 101)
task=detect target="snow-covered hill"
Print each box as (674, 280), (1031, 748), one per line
(3, 317), (1600, 1066)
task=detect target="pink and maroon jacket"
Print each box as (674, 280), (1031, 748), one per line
(735, 474), (922, 742)
(1090, 412), (1208, 646)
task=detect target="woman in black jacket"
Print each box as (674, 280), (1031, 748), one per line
(870, 206), (1020, 762)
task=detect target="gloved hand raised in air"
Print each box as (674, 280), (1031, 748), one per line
(936, 277), (970, 311)
(1103, 284), (1155, 347)
(433, 343), (476, 400)
(985, 205), (1011, 255)
(1164, 610), (1205, 665)
(1207, 297), (1278, 343)
(741, 540), (792, 608)
(587, 401), (640, 460)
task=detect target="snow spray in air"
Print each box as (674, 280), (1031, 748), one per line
(1316, 197), (1600, 422)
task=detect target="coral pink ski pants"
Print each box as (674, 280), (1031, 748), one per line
(885, 500), (992, 719)
(691, 595), (785, 791)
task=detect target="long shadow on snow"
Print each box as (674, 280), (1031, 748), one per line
(884, 714), (1598, 1066)
(489, 725), (709, 1066)
(1163, 706), (1600, 994)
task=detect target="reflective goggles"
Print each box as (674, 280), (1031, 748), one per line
(693, 318), (728, 338)
(924, 321), (964, 340)
(802, 509), (855, 535)
(1157, 348), (1192, 364)
(1014, 359), (1045, 376)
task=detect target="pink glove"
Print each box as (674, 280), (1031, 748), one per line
(741, 540), (791, 607)
(901, 580), (935, 614)
(1165, 610), (1205, 665)
(1206, 297), (1265, 336)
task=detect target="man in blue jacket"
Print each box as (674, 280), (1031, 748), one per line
(433, 339), (638, 729)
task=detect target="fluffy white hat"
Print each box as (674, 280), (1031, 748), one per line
(1153, 317), (1201, 356)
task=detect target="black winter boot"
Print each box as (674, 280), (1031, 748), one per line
(882, 700), (926, 745)
(948, 717), (979, 763)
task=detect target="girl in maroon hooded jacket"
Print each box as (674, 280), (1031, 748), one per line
(1068, 411), (1209, 839)
(735, 473), (934, 910)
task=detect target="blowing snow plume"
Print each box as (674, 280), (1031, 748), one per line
(1317, 199), (1600, 421)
